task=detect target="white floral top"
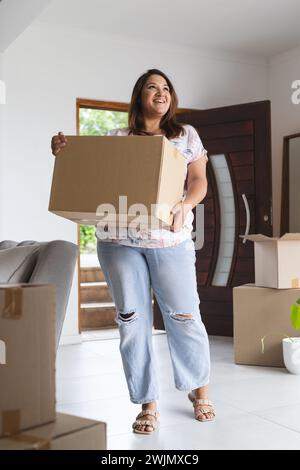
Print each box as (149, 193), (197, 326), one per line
(96, 124), (208, 248)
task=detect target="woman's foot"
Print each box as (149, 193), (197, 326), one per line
(189, 385), (215, 421)
(132, 401), (159, 434)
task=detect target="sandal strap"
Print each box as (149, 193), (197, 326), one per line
(195, 408), (215, 416)
(193, 398), (213, 407)
(195, 407), (215, 416)
(136, 410), (159, 419)
(132, 419), (157, 430)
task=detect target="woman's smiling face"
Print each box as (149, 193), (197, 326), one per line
(141, 74), (171, 117)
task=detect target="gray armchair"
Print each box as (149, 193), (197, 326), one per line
(0, 240), (78, 349)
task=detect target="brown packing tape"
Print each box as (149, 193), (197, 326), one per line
(2, 410), (21, 436)
(292, 278), (299, 288)
(2, 410), (51, 449)
(8, 433), (51, 450)
(1, 287), (23, 319)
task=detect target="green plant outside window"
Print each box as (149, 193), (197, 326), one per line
(79, 109), (128, 254)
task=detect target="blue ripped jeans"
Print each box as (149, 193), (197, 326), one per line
(96, 238), (211, 404)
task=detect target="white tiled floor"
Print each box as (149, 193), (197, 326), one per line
(56, 333), (300, 450)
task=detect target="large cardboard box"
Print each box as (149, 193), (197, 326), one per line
(0, 413), (106, 450)
(0, 284), (56, 437)
(233, 284), (300, 367)
(241, 233), (300, 288)
(48, 135), (187, 228)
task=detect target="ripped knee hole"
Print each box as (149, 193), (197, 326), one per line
(118, 311), (137, 322)
(170, 312), (193, 321)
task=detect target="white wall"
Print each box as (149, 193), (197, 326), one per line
(0, 0), (52, 52)
(0, 21), (269, 344)
(0, 52), (5, 236)
(269, 45), (300, 236)
(0, 52), (4, 90)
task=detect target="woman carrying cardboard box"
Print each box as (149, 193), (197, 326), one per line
(51, 69), (215, 434)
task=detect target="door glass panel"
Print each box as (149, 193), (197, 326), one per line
(210, 154), (236, 286)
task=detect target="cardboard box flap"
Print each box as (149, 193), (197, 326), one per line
(279, 233), (300, 241)
(240, 233), (300, 243)
(239, 234), (277, 242)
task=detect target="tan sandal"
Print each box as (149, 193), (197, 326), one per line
(132, 409), (159, 435)
(188, 392), (216, 422)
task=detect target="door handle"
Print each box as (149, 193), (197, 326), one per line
(241, 193), (250, 244)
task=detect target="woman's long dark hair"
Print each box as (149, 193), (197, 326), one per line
(128, 69), (185, 140)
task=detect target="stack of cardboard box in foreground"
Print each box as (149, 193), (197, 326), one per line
(0, 283), (106, 450)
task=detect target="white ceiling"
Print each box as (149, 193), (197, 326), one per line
(37, 0), (300, 59)
(0, 0), (52, 52)
(2, 0), (300, 58)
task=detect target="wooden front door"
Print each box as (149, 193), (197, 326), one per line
(153, 100), (272, 336)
